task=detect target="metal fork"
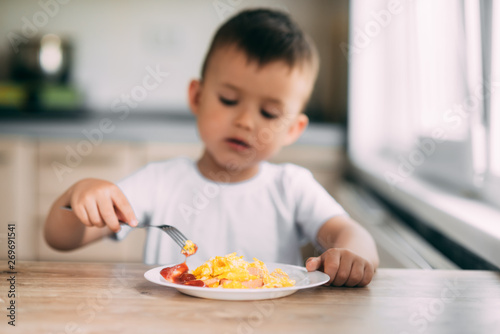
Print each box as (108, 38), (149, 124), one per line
(60, 206), (190, 250)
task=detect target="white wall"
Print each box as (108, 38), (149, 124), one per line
(0, 0), (344, 114)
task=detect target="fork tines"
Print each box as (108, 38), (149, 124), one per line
(162, 226), (188, 248)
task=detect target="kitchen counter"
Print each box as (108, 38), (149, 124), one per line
(1, 261), (499, 333)
(0, 112), (345, 146)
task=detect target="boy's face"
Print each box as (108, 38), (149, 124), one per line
(189, 45), (312, 173)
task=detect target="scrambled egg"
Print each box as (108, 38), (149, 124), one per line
(181, 240), (197, 256)
(192, 252), (295, 289)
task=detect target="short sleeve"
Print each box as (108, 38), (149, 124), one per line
(285, 164), (348, 247)
(110, 163), (157, 241)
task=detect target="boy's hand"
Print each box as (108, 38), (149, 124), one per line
(305, 248), (375, 287)
(69, 179), (138, 233)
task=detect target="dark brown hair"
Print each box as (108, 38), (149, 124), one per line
(201, 8), (319, 79)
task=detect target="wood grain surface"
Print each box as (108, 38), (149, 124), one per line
(1, 261), (499, 334)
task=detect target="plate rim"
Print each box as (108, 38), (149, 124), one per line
(144, 262), (329, 293)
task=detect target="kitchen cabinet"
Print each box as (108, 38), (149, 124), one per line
(0, 135), (344, 263)
(0, 137), (37, 261)
(269, 144), (345, 193)
(146, 142), (203, 162)
(36, 140), (148, 262)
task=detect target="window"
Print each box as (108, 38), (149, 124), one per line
(348, 0), (499, 208)
(484, 0), (500, 206)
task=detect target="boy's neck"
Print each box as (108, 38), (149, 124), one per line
(196, 150), (260, 183)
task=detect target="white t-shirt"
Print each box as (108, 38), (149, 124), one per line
(114, 157), (347, 267)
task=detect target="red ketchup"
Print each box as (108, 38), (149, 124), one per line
(160, 262), (205, 287)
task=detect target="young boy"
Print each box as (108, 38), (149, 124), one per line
(44, 9), (379, 287)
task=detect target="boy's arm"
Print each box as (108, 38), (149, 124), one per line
(44, 179), (137, 251)
(306, 215), (379, 287)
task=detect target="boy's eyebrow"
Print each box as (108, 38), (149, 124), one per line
(221, 83), (239, 90)
(220, 83), (284, 106)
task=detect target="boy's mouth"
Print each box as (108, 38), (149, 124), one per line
(225, 137), (251, 151)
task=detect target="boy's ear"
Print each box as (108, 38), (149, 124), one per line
(188, 79), (202, 116)
(283, 113), (309, 146)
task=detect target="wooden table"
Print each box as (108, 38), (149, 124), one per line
(1, 262), (499, 333)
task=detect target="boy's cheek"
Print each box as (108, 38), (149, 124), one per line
(198, 114), (222, 131)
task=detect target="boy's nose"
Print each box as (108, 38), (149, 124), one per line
(234, 108), (254, 131)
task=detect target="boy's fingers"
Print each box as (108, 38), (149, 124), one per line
(322, 250), (341, 285)
(97, 199), (121, 233)
(305, 257), (321, 271)
(72, 204), (91, 227)
(344, 261), (365, 287)
(111, 187), (137, 226)
(311, 249), (375, 287)
(358, 263), (375, 287)
(331, 254), (354, 286)
(86, 201), (105, 228)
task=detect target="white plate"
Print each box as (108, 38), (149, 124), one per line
(144, 262), (330, 301)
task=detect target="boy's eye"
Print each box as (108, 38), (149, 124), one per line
(219, 96), (238, 106)
(261, 109), (278, 119)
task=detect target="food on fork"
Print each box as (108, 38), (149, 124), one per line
(159, 239), (201, 286)
(160, 252), (295, 289)
(181, 240), (198, 257)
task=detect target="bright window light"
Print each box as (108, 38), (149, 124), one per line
(489, 0), (500, 177)
(414, 0), (469, 141)
(348, 0), (492, 194)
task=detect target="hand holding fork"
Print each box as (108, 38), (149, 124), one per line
(59, 179), (196, 254)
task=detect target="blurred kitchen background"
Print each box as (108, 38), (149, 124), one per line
(0, 0), (348, 122)
(0, 0), (499, 271)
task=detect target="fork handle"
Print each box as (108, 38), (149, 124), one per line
(60, 205), (135, 226)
